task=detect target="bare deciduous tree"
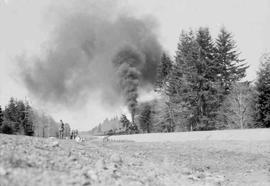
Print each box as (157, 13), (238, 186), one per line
(217, 82), (255, 129)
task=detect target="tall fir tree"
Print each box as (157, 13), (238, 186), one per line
(138, 104), (152, 133)
(168, 28), (220, 130)
(4, 97), (18, 123)
(166, 30), (197, 130)
(4, 97), (22, 134)
(167, 27), (248, 130)
(215, 28), (248, 95)
(255, 53), (270, 128)
(155, 53), (173, 92)
(167, 30), (199, 130)
(167, 30), (198, 102)
(194, 27), (220, 130)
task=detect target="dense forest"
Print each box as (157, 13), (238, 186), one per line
(90, 27), (270, 135)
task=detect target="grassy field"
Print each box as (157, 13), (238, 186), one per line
(98, 128), (270, 142)
(0, 129), (269, 186)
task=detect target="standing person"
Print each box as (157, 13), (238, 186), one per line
(74, 129), (78, 139)
(70, 130), (73, 139)
(59, 120), (65, 139)
(70, 130), (75, 140)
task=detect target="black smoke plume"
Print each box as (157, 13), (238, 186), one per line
(19, 0), (163, 110)
(113, 47), (142, 123)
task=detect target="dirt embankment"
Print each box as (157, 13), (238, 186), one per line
(0, 133), (269, 186)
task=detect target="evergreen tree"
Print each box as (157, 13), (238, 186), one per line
(1, 122), (13, 134)
(167, 30), (198, 130)
(215, 28), (248, 95)
(0, 105), (3, 129)
(194, 27), (220, 130)
(168, 28), (219, 130)
(4, 98), (22, 134)
(23, 103), (34, 136)
(120, 114), (130, 129)
(255, 53), (270, 128)
(167, 30), (197, 101)
(196, 27), (218, 81)
(16, 100), (26, 134)
(0, 98), (57, 136)
(138, 104), (152, 133)
(2, 98), (35, 135)
(155, 53), (173, 92)
(4, 97), (18, 123)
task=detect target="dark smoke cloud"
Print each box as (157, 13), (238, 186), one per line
(113, 46), (142, 123)
(20, 0), (163, 108)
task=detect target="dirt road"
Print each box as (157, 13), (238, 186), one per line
(0, 134), (269, 186)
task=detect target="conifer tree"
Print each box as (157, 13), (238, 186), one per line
(255, 53), (270, 128)
(194, 27), (219, 130)
(23, 102), (34, 136)
(167, 30), (199, 130)
(215, 28), (248, 95)
(4, 97), (18, 123)
(155, 53), (173, 92)
(120, 114), (130, 129)
(139, 104), (152, 133)
(167, 30), (198, 103)
(3, 98), (21, 133)
(168, 28), (220, 130)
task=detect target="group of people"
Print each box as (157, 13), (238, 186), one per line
(70, 129), (79, 140)
(58, 120), (78, 140)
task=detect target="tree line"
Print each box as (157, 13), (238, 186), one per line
(90, 117), (121, 135)
(92, 27), (270, 135)
(155, 27), (250, 131)
(0, 98), (34, 135)
(152, 27), (269, 132)
(0, 97), (72, 137)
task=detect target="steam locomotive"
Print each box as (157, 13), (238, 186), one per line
(104, 124), (139, 136)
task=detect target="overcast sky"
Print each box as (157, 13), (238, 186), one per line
(0, 0), (270, 131)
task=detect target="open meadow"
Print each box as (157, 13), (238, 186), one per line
(0, 129), (269, 186)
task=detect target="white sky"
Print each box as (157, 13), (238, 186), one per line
(0, 0), (270, 130)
